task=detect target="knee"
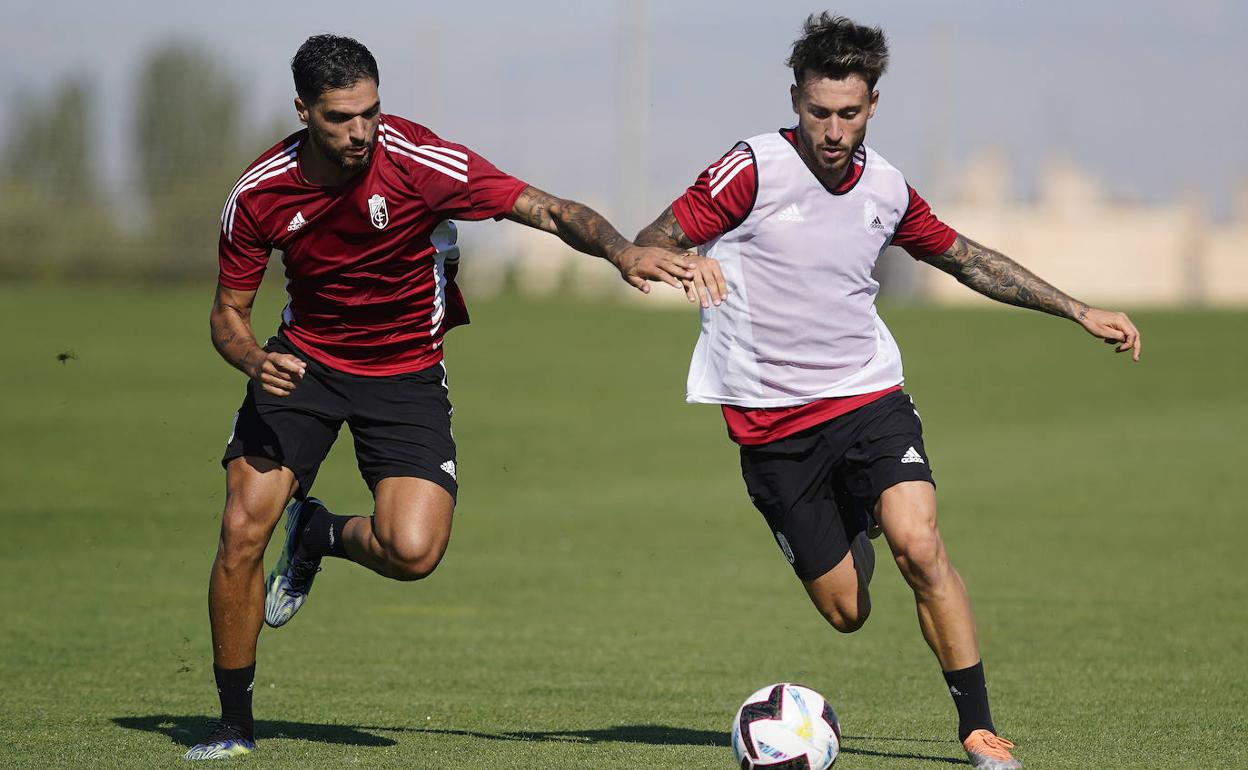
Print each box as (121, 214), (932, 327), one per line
(816, 595), (871, 634)
(217, 503), (271, 570)
(891, 530), (947, 593)
(377, 535), (446, 581)
(387, 556), (441, 582)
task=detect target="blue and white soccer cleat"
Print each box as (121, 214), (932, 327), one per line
(183, 721), (255, 761)
(264, 497), (324, 628)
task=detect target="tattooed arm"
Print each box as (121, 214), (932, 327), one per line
(210, 283), (306, 396)
(635, 207), (728, 308)
(922, 233), (1142, 360)
(505, 185), (691, 293)
(635, 206), (697, 251)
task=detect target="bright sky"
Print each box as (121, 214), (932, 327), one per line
(2, 0), (1246, 227)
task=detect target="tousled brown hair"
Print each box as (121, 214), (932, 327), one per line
(787, 13), (889, 89)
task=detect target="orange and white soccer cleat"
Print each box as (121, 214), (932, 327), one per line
(962, 729), (1022, 770)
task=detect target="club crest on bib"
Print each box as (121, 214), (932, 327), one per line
(368, 194), (389, 229)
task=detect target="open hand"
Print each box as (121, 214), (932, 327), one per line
(613, 245), (694, 293)
(681, 255), (728, 308)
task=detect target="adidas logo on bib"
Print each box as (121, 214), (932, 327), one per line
(864, 199), (885, 231)
(901, 446), (925, 464)
(777, 203), (804, 222)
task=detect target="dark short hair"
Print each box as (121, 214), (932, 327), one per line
(786, 13), (889, 89)
(291, 34), (380, 103)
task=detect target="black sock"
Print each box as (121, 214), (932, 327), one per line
(213, 663), (255, 741)
(943, 660), (995, 742)
(297, 500), (351, 560)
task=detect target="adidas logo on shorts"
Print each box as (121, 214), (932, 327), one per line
(901, 446), (925, 464)
(440, 460), (457, 480)
(774, 531), (796, 564)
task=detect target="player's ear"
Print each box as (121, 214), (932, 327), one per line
(790, 84), (800, 115)
(868, 90), (879, 119)
(294, 96), (309, 126)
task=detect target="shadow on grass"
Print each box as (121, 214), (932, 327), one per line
(115, 716), (722, 750)
(416, 725), (724, 746)
(116, 716), (962, 764)
(113, 715), (398, 748)
(413, 725), (961, 765)
(840, 734), (964, 766)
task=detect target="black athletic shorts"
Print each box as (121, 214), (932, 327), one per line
(739, 390), (934, 581)
(221, 334), (458, 499)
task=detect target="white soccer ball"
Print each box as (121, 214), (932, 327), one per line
(731, 683), (841, 769)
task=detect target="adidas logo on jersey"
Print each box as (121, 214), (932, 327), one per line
(287, 211), (307, 232)
(870, 216), (885, 230)
(776, 203), (804, 223)
(440, 460), (457, 480)
(901, 446), (925, 464)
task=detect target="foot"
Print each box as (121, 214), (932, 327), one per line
(962, 729), (1022, 770)
(183, 721), (255, 760)
(264, 497), (324, 628)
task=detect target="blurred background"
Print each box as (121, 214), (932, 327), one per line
(3, 5), (1246, 767)
(1, 0), (1245, 305)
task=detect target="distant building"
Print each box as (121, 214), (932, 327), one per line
(919, 151), (1247, 307)
(480, 152), (1248, 307)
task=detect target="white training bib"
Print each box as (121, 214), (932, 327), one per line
(687, 133), (910, 407)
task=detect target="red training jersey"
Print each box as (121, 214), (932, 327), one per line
(218, 114), (527, 376)
(669, 129), (957, 445)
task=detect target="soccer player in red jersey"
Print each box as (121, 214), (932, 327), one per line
(636, 15), (1141, 770)
(186, 35), (696, 761)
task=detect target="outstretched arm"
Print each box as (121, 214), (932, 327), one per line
(636, 207), (728, 308)
(921, 234), (1141, 361)
(504, 185), (692, 294)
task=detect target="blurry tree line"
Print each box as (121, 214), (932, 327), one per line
(0, 43), (285, 282)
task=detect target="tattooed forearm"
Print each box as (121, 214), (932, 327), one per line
(923, 234), (1089, 320)
(210, 286), (263, 375)
(507, 185), (630, 263)
(635, 207), (696, 251)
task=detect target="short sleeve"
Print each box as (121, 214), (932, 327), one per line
(670, 144), (758, 245)
(893, 185), (957, 259)
(218, 201), (271, 291)
(414, 141), (527, 222)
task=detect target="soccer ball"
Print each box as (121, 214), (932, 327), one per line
(731, 683), (841, 769)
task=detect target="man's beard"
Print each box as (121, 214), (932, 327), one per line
(800, 130), (855, 177)
(333, 147), (371, 171)
(309, 125), (371, 170)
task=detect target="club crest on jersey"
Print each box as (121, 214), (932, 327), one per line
(368, 194), (389, 229)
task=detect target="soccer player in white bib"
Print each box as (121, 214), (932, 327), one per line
(636, 14), (1141, 770)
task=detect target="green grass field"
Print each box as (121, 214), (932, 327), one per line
(1, 284), (1245, 769)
